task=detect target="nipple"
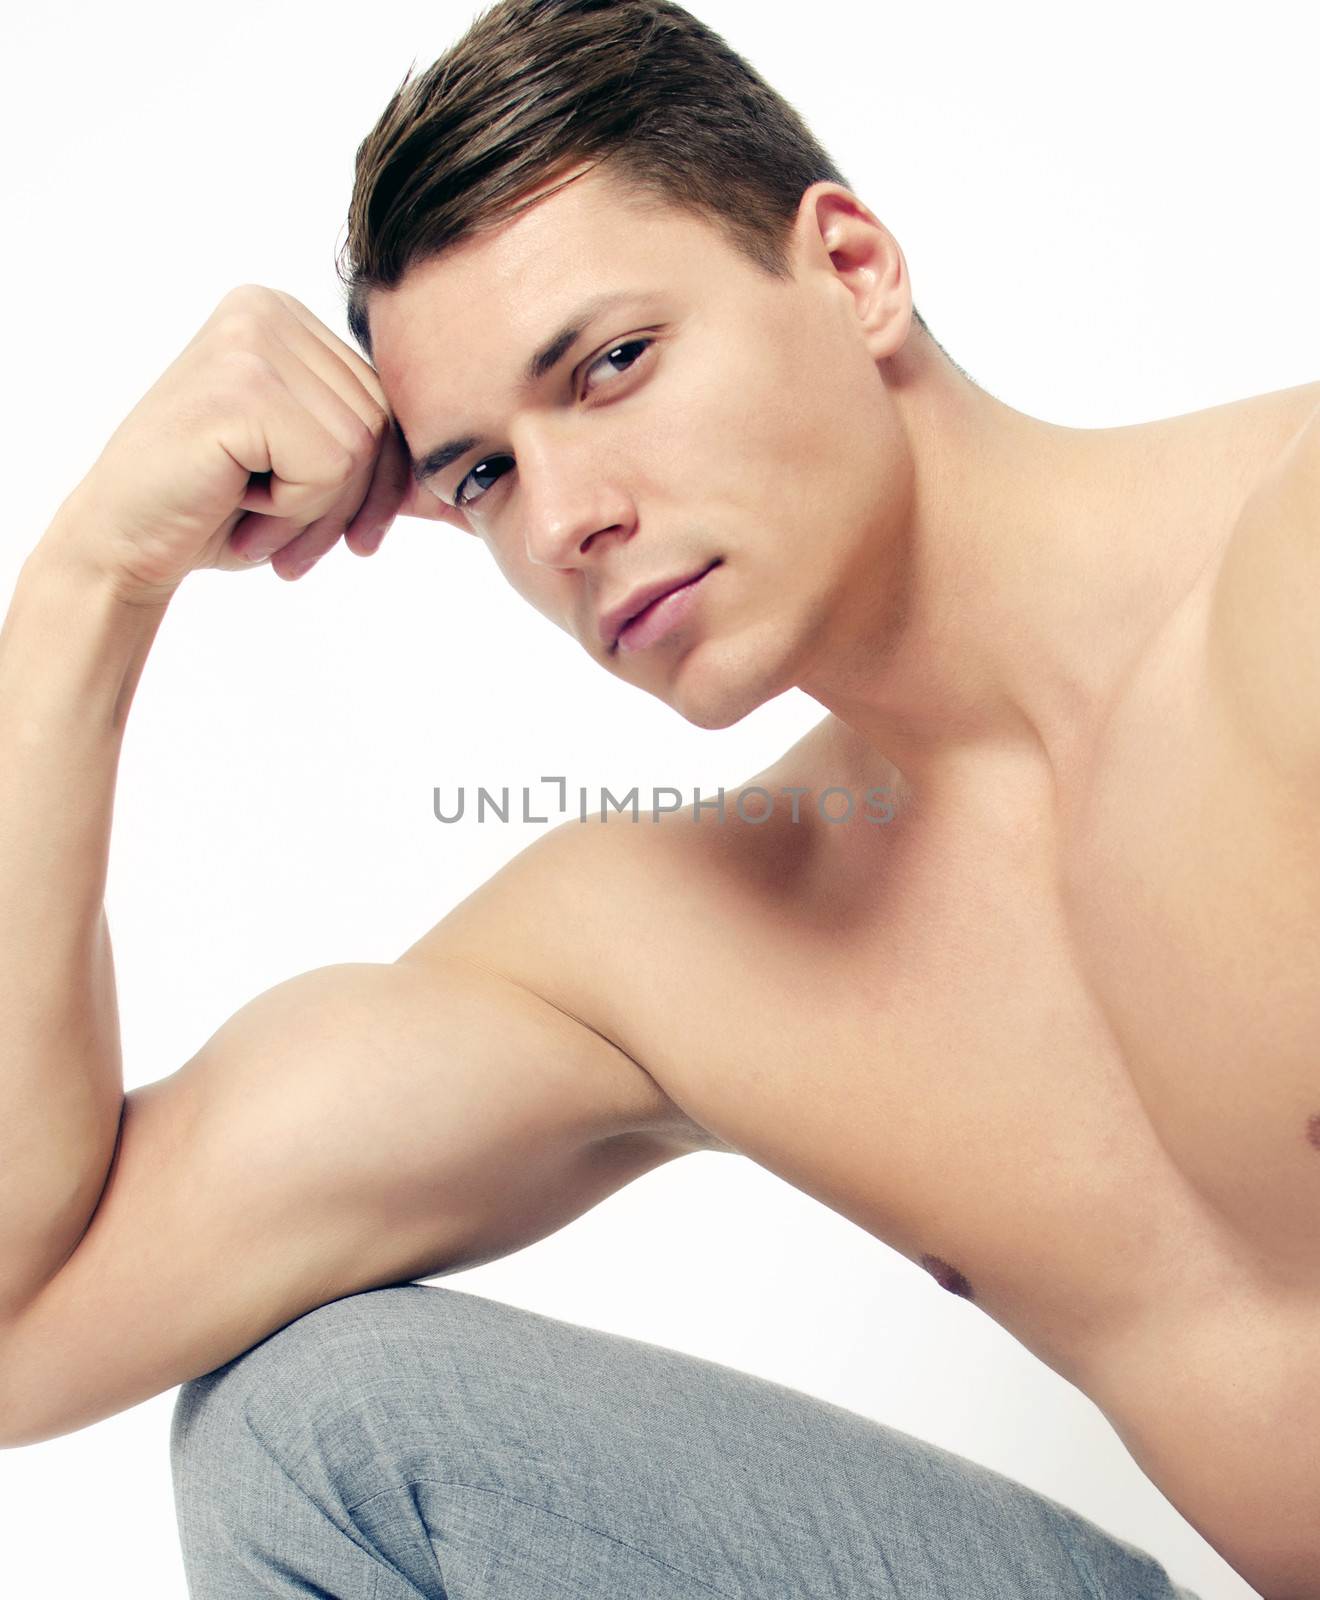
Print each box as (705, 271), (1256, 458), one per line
(1306, 1112), (1320, 1152)
(919, 1253), (975, 1300)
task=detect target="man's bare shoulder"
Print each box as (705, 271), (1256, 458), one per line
(1203, 379), (1320, 786)
(395, 717), (880, 1137)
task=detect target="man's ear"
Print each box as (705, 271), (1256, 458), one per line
(797, 182), (912, 361)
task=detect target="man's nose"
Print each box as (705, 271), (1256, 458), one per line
(516, 427), (635, 568)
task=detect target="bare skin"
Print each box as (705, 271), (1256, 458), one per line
(367, 161), (1320, 1594)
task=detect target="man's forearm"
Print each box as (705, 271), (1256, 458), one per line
(0, 497), (170, 1319)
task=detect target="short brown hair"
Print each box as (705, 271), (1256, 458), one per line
(338, 0), (940, 363)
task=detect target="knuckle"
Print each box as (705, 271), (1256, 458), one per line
(211, 308), (269, 353)
(214, 345), (279, 388)
(344, 408), (379, 456)
(327, 441), (358, 485)
(220, 283), (274, 314)
(269, 286), (312, 319)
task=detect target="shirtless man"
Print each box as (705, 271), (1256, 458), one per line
(1, 0), (1316, 1595)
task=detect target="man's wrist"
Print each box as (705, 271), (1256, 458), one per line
(29, 486), (180, 613)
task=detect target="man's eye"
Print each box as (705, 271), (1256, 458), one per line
(581, 336), (654, 395)
(453, 455), (511, 510)
(452, 336), (655, 510)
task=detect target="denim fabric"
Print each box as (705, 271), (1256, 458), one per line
(170, 1284), (1204, 1599)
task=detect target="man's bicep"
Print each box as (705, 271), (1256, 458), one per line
(0, 957), (686, 1447)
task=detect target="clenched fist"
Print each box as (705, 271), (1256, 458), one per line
(54, 284), (469, 604)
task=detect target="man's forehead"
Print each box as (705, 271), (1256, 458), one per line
(370, 161), (687, 353)
(367, 164), (719, 439)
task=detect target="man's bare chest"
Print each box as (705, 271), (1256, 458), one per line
(589, 569), (1319, 1369)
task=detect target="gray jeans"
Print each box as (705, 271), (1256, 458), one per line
(170, 1283), (1203, 1598)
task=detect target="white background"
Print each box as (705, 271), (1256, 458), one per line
(3, 1), (1316, 1594)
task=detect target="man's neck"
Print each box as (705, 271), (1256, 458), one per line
(796, 347), (1245, 801)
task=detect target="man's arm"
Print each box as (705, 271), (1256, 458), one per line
(1203, 393), (1320, 782)
(0, 932), (694, 1449)
(0, 511), (169, 1322)
(0, 281), (450, 1325)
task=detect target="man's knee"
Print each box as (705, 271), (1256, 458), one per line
(170, 1285), (445, 1486)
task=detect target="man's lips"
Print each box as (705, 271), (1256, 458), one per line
(599, 560), (720, 651)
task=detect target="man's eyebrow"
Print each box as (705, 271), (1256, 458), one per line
(408, 289), (642, 488)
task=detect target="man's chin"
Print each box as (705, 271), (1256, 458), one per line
(659, 636), (798, 731)
(673, 697), (753, 732)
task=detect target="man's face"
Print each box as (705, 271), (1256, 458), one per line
(368, 161), (913, 730)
